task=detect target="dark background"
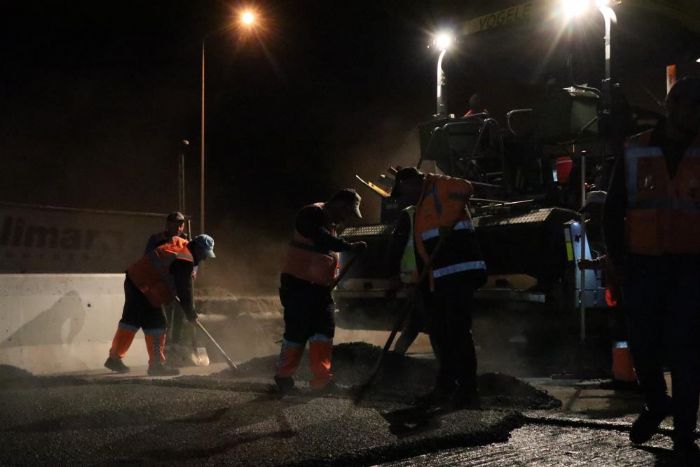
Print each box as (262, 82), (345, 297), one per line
(1, 0), (699, 291)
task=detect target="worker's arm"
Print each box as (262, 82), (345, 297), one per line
(171, 260), (197, 321)
(602, 155), (627, 274)
(296, 205), (355, 252)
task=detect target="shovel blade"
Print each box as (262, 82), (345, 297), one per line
(192, 346), (210, 366)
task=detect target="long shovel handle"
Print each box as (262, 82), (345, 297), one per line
(332, 249), (364, 289)
(354, 233), (449, 405)
(195, 320), (238, 372)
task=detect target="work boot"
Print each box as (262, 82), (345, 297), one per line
(274, 375), (297, 395)
(629, 397), (672, 445)
(104, 357), (130, 374)
(414, 386), (455, 407)
(147, 363), (180, 377)
(449, 388), (481, 410)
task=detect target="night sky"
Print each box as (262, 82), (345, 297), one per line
(2, 0), (699, 291)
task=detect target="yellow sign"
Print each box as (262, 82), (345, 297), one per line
(461, 2), (540, 35)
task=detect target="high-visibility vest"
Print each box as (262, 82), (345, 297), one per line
(414, 174), (486, 284)
(624, 130), (700, 255)
(127, 236), (194, 307)
(399, 206), (418, 284)
(281, 203), (339, 287)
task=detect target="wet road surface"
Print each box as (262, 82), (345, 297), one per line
(1, 342), (698, 466)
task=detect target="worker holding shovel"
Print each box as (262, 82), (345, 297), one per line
(274, 189), (367, 394)
(391, 168), (487, 409)
(104, 234), (216, 376)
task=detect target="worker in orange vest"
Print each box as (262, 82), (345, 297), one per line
(104, 234), (216, 376)
(604, 77), (700, 455)
(274, 189), (366, 393)
(392, 167), (486, 409)
(144, 212), (192, 363)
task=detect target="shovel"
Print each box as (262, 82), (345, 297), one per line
(195, 319), (239, 373)
(190, 323), (210, 367)
(353, 233), (448, 405)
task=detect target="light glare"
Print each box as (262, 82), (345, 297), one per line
(434, 31), (454, 51)
(240, 10), (256, 26)
(561, 0), (589, 19)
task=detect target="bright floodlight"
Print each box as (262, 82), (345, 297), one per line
(434, 31), (454, 52)
(561, 0), (589, 19)
(697, 57), (700, 63)
(240, 10), (256, 27)
(595, 0), (611, 8)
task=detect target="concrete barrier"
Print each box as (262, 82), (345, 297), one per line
(0, 274), (148, 374)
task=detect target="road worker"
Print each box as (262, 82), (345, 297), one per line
(144, 212), (192, 363)
(104, 234), (216, 376)
(144, 211), (189, 254)
(392, 167), (486, 408)
(604, 77), (700, 456)
(274, 189), (367, 393)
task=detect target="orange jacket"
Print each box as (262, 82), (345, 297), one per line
(281, 203), (339, 287)
(127, 236), (194, 307)
(414, 174), (486, 285)
(624, 130), (700, 255)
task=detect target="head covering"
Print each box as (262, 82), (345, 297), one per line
(189, 234), (216, 259)
(329, 188), (363, 219)
(391, 167), (423, 198)
(166, 211), (186, 223)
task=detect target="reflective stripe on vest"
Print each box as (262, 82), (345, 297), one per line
(127, 237), (193, 307)
(420, 220), (475, 241)
(624, 131), (700, 255)
(432, 260), (486, 279)
(413, 174), (485, 287)
(281, 203), (339, 286)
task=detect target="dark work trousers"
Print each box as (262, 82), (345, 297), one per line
(165, 302), (185, 344)
(623, 254), (700, 440)
(120, 277), (167, 331)
(428, 273), (478, 394)
(280, 284), (335, 343)
(395, 286), (441, 356)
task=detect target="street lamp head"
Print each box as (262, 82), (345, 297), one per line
(560, 0), (619, 21)
(560, 0), (589, 20)
(240, 9), (256, 27)
(433, 30), (454, 52)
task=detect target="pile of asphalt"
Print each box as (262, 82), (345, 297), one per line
(0, 365), (88, 389)
(213, 342), (560, 410)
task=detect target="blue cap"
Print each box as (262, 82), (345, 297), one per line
(190, 234), (216, 259)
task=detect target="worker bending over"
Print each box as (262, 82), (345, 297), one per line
(274, 189), (366, 393)
(104, 234), (216, 376)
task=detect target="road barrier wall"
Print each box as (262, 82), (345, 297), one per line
(0, 274), (287, 374)
(0, 273), (145, 374)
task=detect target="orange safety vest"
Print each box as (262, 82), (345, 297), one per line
(414, 174), (486, 284)
(127, 236), (194, 307)
(281, 203), (339, 287)
(624, 130), (700, 255)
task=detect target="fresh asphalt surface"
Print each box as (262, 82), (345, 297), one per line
(1, 345), (697, 466)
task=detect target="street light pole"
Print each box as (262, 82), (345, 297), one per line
(433, 31), (454, 118)
(436, 49), (447, 117)
(198, 8), (259, 236)
(200, 42), (206, 235)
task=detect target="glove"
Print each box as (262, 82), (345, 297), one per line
(351, 241), (367, 252)
(185, 309), (199, 323)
